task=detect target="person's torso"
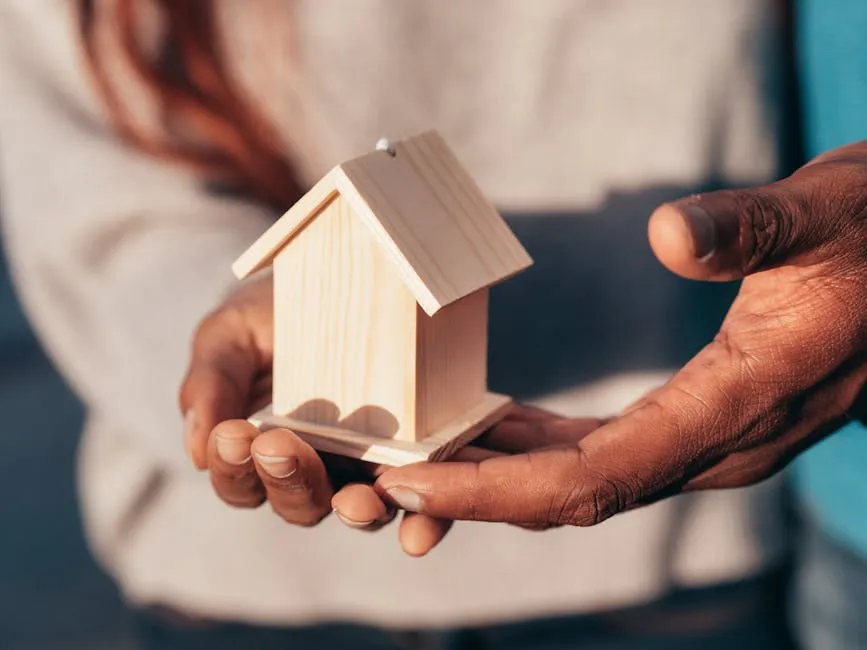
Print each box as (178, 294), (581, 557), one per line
(221, 0), (787, 407)
(83, 0), (794, 626)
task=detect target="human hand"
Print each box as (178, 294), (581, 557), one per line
(179, 272), (604, 553)
(178, 274), (427, 543)
(373, 141), (867, 527)
(199, 404), (601, 554)
(178, 274), (399, 531)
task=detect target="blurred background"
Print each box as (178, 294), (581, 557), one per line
(0, 240), (135, 648)
(1, 2), (865, 649)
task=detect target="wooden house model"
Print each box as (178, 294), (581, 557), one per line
(233, 130), (532, 465)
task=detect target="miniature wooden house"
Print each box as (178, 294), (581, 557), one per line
(233, 130), (532, 465)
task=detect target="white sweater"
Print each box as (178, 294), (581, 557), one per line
(0, 0), (789, 628)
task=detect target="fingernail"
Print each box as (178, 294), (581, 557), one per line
(183, 410), (197, 459)
(334, 511), (378, 529)
(254, 453), (298, 479)
(215, 434), (251, 465)
(682, 204), (717, 261)
(385, 486), (423, 513)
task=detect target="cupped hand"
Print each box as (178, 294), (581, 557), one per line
(374, 141), (867, 527)
(178, 271), (603, 554)
(178, 274), (408, 538)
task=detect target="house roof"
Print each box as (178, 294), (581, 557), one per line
(232, 130), (533, 316)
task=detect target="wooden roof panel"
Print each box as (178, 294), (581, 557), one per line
(233, 130), (532, 314)
(338, 131), (532, 313)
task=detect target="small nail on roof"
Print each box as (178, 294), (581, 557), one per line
(375, 137), (396, 156)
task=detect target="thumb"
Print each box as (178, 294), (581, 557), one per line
(179, 277), (274, 469)
(647, 183), (812, 282)
(179, 311), (267, 469)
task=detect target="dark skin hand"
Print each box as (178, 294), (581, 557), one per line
(182, 141), (866, 552)
(374, 141), (867, 526)
(179, 270), (602, 555)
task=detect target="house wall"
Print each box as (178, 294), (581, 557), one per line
(415, 289), (488, 437)
(272, 195), (418, 440)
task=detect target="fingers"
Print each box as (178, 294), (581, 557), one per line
(376, 313), (856, 527)
(208, 422), (336, 527)
(331, 483), (396, 530)
(329, 445), (501, 556)
(207, 420), (265, 508)
(179, 279), (274, 469)
(376, 446), (603, 525)
(647, 186), (804, 282)
(648, 141), (867, 283)
(248, 427), (334, 526)
(371, 414), (611, 526)
(379, 143), (867, 528)
(473, 402), (604, 454)
(502, 403), (562, 422)
(182, 355), (252, 470)
(479, 416), (604, 453)
(331, 483), (452, 556)
(208, 409), (572, 538)
(180, 311), (265, 469)
(208, 421), (456, 553)
(207, 402), (603, 536)
(375, 418), (701, 527)
(374, 332), (779, 526)
(398, 513), (453, 557)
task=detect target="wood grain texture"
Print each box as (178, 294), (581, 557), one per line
(272, 195), (419, 440)
(234, 129), (532, 454)
(250, 392), (513, 466)
(339, 130), (533, 315)
(232, 130), (533, 315)
(416, 290), (488, 436)
(232, 171), (339, 279)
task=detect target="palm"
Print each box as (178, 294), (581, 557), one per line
(372, 142), (867, 528)
(181, 273), (605, 554)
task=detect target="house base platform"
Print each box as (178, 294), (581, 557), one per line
(248, 392), (513, 466)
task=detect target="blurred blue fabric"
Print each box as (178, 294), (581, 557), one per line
(791, 0), (867, 561)
(791, 507), (867, 650)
